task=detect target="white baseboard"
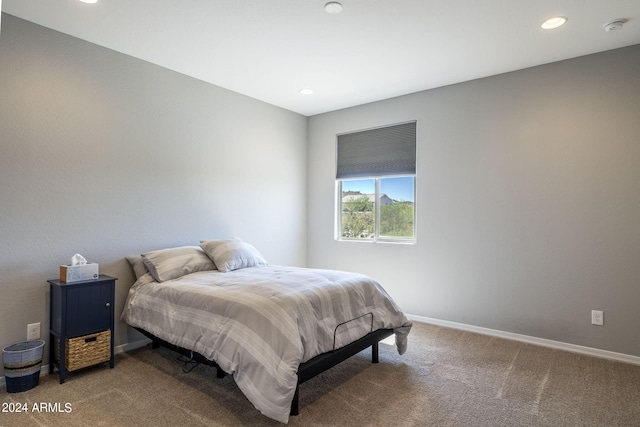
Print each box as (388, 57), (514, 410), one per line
(114, 338), (152, 354)
(408, 314), (640, 366)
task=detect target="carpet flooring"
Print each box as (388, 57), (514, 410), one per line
(2, 322), (640, 426)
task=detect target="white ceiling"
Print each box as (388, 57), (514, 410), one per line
(2, 0), (640, 116)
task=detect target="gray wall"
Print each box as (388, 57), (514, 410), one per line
(0, 14), (307, 370)
(2, 10), (639, 373)
(308, 45), (640, 357)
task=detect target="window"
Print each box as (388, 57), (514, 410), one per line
(339, 177), (415, 240)
(336, 121), (416, 242)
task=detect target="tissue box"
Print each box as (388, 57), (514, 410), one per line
(59, 263), (99, 283)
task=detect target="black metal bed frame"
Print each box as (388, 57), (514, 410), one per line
(134, 326), (394, 416)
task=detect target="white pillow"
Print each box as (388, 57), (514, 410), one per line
(141, 246), (215, 282)
(200, 238), (268, 273)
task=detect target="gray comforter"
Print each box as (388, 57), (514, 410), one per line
(121, 265), (412, 423)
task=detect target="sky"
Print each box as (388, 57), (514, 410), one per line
(342, 177), (414, 202)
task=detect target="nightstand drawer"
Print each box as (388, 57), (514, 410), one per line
(55, 330), (111, 372)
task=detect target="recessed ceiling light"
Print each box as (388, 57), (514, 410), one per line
(300, 88), (314, 95)
(541, 16), (568, 30)
(325, 2), (343, 14)
(80, 0), (98, 3)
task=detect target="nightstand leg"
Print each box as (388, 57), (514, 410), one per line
(59, 339), (66, 384)
(110, 329), (115, 368)
(49, 333), (55, 374)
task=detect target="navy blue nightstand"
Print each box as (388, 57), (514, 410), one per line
(48, 275), (116, 383)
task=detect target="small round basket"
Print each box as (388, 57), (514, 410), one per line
(3, 340), (45, 393)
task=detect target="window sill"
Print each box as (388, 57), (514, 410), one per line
(337, 238), (415, 245)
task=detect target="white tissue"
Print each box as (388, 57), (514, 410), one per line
(71, 254), (87, 266)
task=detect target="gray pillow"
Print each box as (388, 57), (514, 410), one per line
(200, 238), (268, 273)
(141, 246), (216, 282)
(126, 255), (148, 280)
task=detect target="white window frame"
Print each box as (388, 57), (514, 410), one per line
(336, 175), (416, 244)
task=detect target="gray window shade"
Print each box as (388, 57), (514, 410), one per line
(336, 121), (416, 179)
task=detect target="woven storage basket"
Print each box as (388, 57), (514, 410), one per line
(55, 330), (110, 372)
(2, 340), (45, 392)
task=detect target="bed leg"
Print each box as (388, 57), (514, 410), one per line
(290, 384), (300, 416)
(151, 340), (160, 349)
(372, 342), (379, 363)
(216, 368), (226, 379)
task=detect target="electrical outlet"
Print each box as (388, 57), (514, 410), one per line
(591, 310), (604, 326)
(27, 322), (40, 340)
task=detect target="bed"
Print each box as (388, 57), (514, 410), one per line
(121, 239), (412, 424)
